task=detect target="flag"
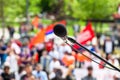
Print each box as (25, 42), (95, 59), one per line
(32, 16), (39, 28)
(45, 20), (66, 35)
(77, 22), (95, 45)
(29, 20), (66, 48)
(45, 20), (66, 39)
(29, 29), (45, 48)
(45, 24), (55, 35)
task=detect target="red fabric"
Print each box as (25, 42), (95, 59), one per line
(35, 53), (39, 62)
(99, 61), (105, 69)
(14, 40), (22, 47)
(77, 22), (95, 45)
(45, 40), (54, 52)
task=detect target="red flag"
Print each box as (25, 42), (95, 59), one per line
(77, 22), (95, 45)
(57, 20), (66, 25)
(32, 16), (39, 28)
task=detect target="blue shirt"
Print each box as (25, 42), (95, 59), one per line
(33, 70), (48, 80)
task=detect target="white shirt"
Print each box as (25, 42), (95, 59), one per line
(6, 54), (18, 72)
(105, 41), (112, 53)
(49, 50), (59, 59)
(49, 60), (60, 72)
(11, 43), (21, 54)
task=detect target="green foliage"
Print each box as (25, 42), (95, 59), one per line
(2, 0), (120, 23)
(64, 0), (120, 20)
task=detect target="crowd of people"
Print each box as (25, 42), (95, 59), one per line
(0, 23), (120, 80)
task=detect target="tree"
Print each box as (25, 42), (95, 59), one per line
(2, 0), (120, 22)
(64, 0), (120, 20)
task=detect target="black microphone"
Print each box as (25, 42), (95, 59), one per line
(67, 37), (76, 43)
(53, 24), (67, 37)
(53, 24), (120, 72)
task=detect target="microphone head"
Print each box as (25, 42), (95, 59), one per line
(53, 24), (67, 37)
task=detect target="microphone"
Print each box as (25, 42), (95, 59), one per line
(53, 24), (120, 72)
(53, 24), (67, 37)
(67, 37), (76, 43)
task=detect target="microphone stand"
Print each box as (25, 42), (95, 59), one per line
(67, 37), (120, 72)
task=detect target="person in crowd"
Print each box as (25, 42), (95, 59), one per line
(58, 43), (72, 61)
(0, 62), (15, 80)
(19, 47), (32, 65)
(103, 36), (115, 58)
(49, 64), (63, 80)
(40, 50), (50, 72)
(10, 39), (21, 55)
(7, 25), (15, 38)
(6, 49), (19, 73)
(73, 24), (80, 37)
(0, 40), (8, 67)
(21, 64), (35, 80)
(33, 64), (48, 80)
(62, 50), (75, 67)
(49, 47), (60, 60)
(17, 65), (26, 80)
(113, 74), (120, 80)
(45, 39), (54, 52)
(106, 54), (119, 68)
(65, 65), (76, 80)
(81, 66), (96, 80)
(19, 23), (28, 37)
(36, 43), (45, 62)
(49, 54), (61, 73)
(19, 39), (31, 65)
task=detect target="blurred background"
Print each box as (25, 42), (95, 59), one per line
(0, 0), (120, 80)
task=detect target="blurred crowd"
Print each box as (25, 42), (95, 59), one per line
(0, 23), (120, 80)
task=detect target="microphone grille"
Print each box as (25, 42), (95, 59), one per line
(53, 24), (67, 37)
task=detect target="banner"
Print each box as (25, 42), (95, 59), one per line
(77, 22), (95, 45)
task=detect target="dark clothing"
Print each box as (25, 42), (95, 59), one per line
(52, 69), (63, 80)
(1, 72), (15, 80)
(66, 75), (75, 80)
(0, 46), (7, 67)
(82, 76), (96, 80)
(21, 74), (34, 80)
(21, 74), (28, 80)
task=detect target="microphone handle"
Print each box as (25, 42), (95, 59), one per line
(68, 37), (120, 72)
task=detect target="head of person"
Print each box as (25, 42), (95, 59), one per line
(36, 64), (43, 71)
(87, 66), (93, 76)
(42, 50), (48, 57)
(4, 66), (10, 74)
(105, 36), (111, 41)
(65, 51), (72, 55)
(52, 54), (59, 61)
(25, 64), (33, 74)
(3, 62), (10, 74)
(106, 54), (112, 60)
